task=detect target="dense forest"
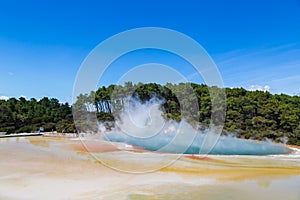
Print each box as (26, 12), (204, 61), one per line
(1, 82), (300, 145)
(0, 97), (75, 133)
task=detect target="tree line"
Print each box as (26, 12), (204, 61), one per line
(73, 82), (300, 145)
(0, 97), (75, 133)
(1, 82), (300, 145)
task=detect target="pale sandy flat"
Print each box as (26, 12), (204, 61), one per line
(0, 137), (299, 200)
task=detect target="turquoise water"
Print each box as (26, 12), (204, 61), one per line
(106, 132), (290, 155)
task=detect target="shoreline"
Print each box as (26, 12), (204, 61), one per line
(1, 132), (79, 138)
(0, 132), (43, 138)
(287, 144), (300, 150)
(1, 134), (300, 155)
(43, 132), (78, 138)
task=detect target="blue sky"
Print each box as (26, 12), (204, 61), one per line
(0, 0), (300, 102)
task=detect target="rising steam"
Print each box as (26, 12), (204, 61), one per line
(101, 97), (290, 155)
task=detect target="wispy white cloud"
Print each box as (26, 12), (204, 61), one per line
(7, 72), (14, 76)
(212, 43), (300, 95)
(248, 85), (271, 92)
(214, 43), (299, 66)
(270, 74), (300, 83)
(0, 95), (9, 100)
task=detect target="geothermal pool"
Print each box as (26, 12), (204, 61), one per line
(0, 136), (299, 200)
(105, 130), (290, 155)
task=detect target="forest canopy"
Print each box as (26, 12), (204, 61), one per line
(1, 82), (300, 145)
(0, 97), (74, 133)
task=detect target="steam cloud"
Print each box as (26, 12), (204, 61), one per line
(101, 97), (290, 155)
